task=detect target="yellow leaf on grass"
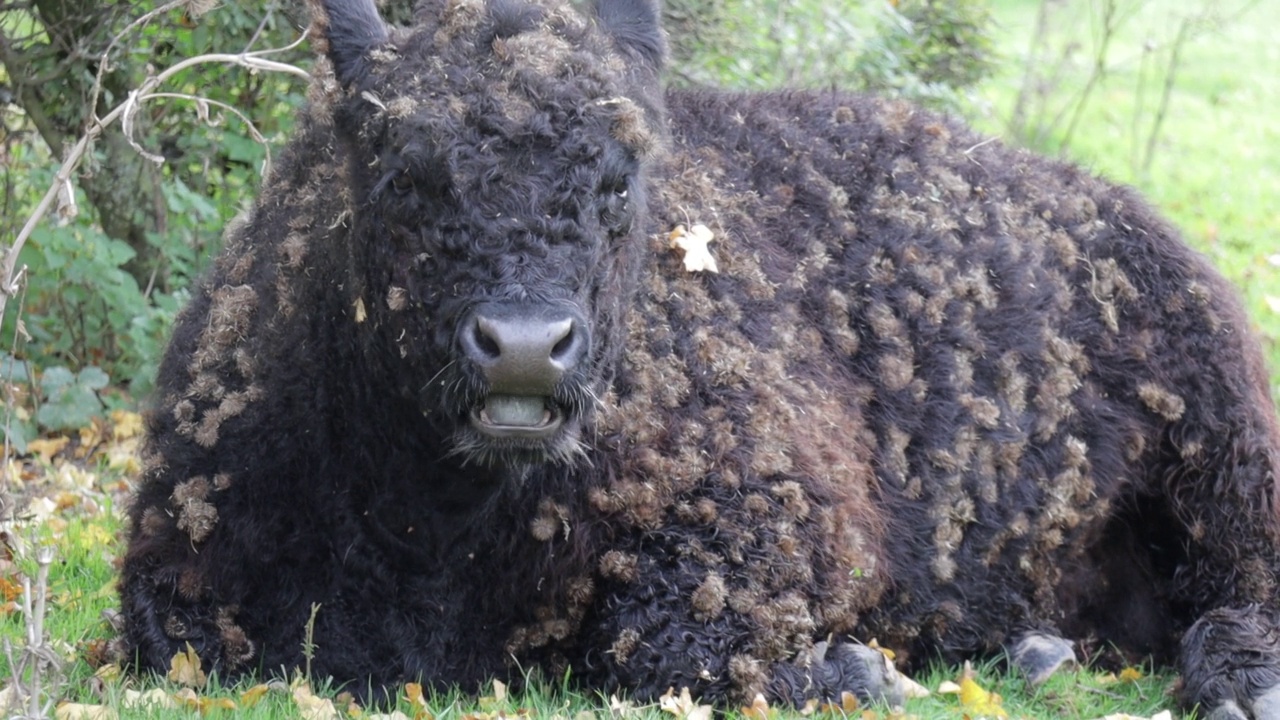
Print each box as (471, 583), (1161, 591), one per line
(240, 683), (271, 708)
(78, 419), (107, 456)
(293, 682), (341, 720)
(404, 682), (434, 720)
(1118, 666), (1144, 683)
(819, 691), (859, 714)
(27, 436), (70, 463)
(740, 693), (772, 720)
(659, 687), (712, 720)
(168, 642), (207, 688)
(54, 703), (116, 720)
(173, 687), (237, 713)
(110, 410), (144, 441)
(120, 688), (175, 710)
(668, 224), (719, 274)
(958, 675), (1008, 719)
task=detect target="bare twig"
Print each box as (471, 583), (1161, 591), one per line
(0, 38), (309, 330)
(1140, 15), (1192, 175)
(2, 544), (61, 720)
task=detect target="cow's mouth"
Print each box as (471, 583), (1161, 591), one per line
(468, 394), (564, 439)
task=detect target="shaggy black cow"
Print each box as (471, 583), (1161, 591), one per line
(119, 0), (1280, 716)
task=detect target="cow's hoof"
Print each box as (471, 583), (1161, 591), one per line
(1009, 632), (1076, 685)
(1205, 700), (1248, 720)
(844, 643), (907, 707)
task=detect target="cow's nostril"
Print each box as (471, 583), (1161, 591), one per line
(471, 317), (502, 361)
(550, 323), (581, 366)
(461, 304), (590, 396)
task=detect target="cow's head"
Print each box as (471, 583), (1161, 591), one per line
(310, 0), (665, 467)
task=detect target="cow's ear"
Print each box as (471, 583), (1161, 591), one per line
(310, 0), (390, 87)
(594, 0), (666, 74)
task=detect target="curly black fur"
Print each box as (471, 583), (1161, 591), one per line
(119, 0), (1280, 714)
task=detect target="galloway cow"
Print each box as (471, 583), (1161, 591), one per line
(119, 0), (1280, 716)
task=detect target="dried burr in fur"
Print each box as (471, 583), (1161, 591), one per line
(118, 0), (1280, 716)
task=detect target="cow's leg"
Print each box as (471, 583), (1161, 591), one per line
(1009, 631), (1076, 685)
(1181, 606), (1280, 720)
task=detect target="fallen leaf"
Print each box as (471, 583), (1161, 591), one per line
(1268, 253), (1280, 267)
(121, 688), (176, 710)
(1118, 666), (1144, 683)
(167, 642), (207, 688)
(55, 703), (116, 720)
(958, 674), (1007, 718)
(294, 683), (341, 720)
(78, 418), (107, 456)
(173, 687), (237, 713)
(110, 410), (144, 441)
(1265, 296), (1280, 314)
(240, 683), (271, 708)
(659, 687), (712, 720)
(608, 694), (638, 719)
(936, 680), (962, 694)
(668, 224), (719, 273)
(798, 698), (821, 716)
(900, 674), (931, 698)
(740, 693), (772, 720)
(867, 638), (896, 662)
(819, 691), (859, 714)
(404, 682), (433, 720)
(26, 436), (70, 463)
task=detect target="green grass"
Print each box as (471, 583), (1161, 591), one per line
(971, 0), (1280, 403)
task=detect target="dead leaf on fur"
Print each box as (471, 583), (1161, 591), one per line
(167, 642), (207, 688)
(668, 224), (719, 273)
(867, 638), (896, 662)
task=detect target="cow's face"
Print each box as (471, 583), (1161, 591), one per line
(314, 0), (665, 467)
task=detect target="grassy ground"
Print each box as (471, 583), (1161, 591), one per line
(4, 0), (1279, 718)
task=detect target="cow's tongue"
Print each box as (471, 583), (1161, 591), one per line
(483, 395), (549, 427)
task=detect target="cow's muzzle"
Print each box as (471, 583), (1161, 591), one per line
(458, 302), (589, 440)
